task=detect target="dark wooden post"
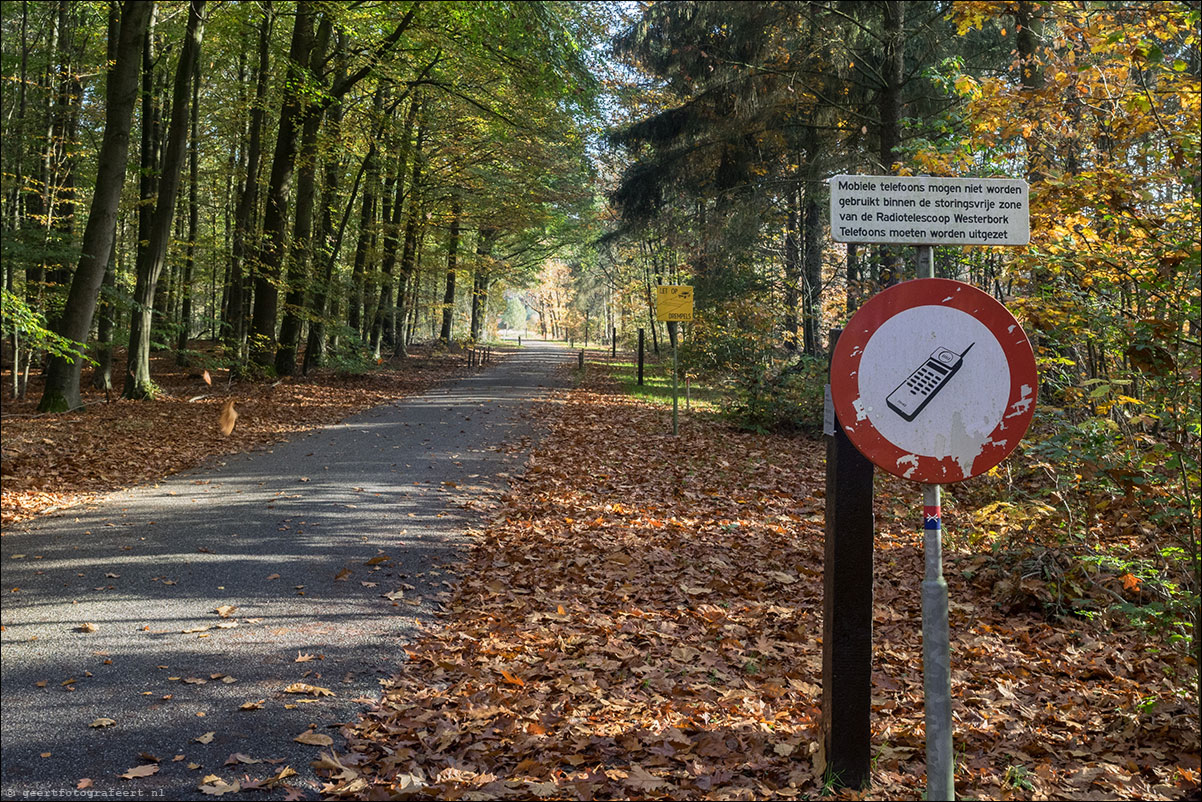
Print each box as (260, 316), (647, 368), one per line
(578, 349), (584, 369)
(612, 327), (617, 358)
(822, 327), (875, 789)
(637, 328), (645, 386)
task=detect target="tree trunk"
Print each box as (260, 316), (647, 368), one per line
(877, 0), (904, 285)
(275, 15), (333, 376)
(802, 182), (823, 356)
(224, 1), (272, 361)
(439, 198), (461, 343)
(393, 96), (426, 357)
(249, 0), (315, 370)
(370, 96), (416, 358)
(90, 245), (118, 392)
(470, 227), (498, 341)
(783, 178), (801, 352)
(303, 32), (351, 375)
(176, 53), (201, 364)
(123, 0), (205, 399)
(37, 1), (152, 412)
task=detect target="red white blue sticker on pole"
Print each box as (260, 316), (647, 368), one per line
(830, 278), (1038, 483)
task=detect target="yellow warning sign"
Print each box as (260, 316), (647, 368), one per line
(656, 285), (694, 322)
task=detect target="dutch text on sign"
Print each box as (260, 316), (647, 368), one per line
(656, 285), (694, 322)
(829, 175), (1029, 246)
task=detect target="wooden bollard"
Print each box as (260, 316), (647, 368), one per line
(637, 328), (645, 386)
(578, 349), (584, 369)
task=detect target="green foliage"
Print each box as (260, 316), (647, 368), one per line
(323, 326), (375, 377)
(722, 355), (827, 435)
(1, 288), (89, 364)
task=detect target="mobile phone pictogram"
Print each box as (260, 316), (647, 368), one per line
(886, 343), (975, 422)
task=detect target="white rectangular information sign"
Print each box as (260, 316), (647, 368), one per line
(829, 174), (1029, 246)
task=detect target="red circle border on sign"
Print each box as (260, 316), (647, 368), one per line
(830, 278), (1038, 483)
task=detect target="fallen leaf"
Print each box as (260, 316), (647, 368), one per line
(284, 683), (334, 697)
(293, 730), (334, 746)
(219, 399), (238, 436)
(240, 700), (264, 710)
(198, 777), (241, 796)
(214, 605), (237, 618)
(78, 622), (98, 633)
(194, 731), (216, 744)
(224, 752), (261, 765)
(89, 718), (117, 728)
(120, 764), (159, 780)
(76, 779), (93, 789)
(294, 652), (316, 663)
(499, 669), (526, 687)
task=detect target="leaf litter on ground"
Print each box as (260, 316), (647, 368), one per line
(327, 363), (1198, 800)
(1, 344), (475, 527)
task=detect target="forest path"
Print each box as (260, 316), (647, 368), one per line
(0, 341), (572, 801)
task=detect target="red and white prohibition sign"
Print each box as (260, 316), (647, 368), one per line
(830, 278), (1038, 483)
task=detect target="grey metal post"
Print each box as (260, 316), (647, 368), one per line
(917, 243), (934, 279)
(668, 321), (679, 435)
(917, 241), (952, 799)
(922, 483), (953, 800)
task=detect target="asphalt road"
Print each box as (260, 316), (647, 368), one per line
(1, 341), (572, 801)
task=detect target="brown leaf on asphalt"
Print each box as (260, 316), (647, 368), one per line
(294, 730), (334, 746)
(214, 605), (237, 618)
(284, 683), (333, 697)
(194, 731), (216, 744)
(120, 764), (159, 780)
(198, 776), (241, 796)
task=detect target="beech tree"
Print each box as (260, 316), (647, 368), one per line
(36, 1), (152, 412)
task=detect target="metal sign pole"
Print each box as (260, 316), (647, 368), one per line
(922, 483), (954, 800)
(914, 242), (953, 799)
(669, 320), (679, 436)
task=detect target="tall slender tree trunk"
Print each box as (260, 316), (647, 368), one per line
(802, 180), (823, 356)
(123, 0), (206, 399)
(394, 96), (425, 357)
(224, 1), (272, 362)
(275, 15), (333, 376)
(176, 53), (201, 364)
(249, 0), (315, 370)
(439, 197), (461, 343)
(348, 139), (379, 339)
(91, 244), (118, 392)
(370, 95), (416, 358)
(783, 178), (801, 352)
(877, 0), (904, 286)
(37, 1), (153, 412)
(470, 227), (498, 341)
(303, 33), (350, 374)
